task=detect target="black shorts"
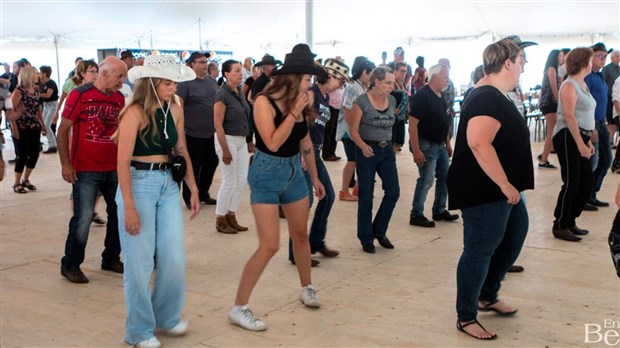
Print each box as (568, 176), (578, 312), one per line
(540, 102), (558, 115)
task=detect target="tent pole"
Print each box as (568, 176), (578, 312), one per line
(54, 35), (61, 85)
(199, 18), (203, 51)
(305, 0), (313, 48)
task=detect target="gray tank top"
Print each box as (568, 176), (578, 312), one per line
(553, 78), (596, 136)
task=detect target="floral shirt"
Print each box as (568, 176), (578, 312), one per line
(16, 86), (41, 131)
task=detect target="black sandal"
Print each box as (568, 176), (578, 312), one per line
(13, 184), (28, 194)
(478, 299), (518, 316)
(609, 229), (620, 278)
(457, 319), (498, 340)
(21, 180), (36, 191)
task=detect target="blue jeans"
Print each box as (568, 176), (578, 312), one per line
(410, 140), (450, 218)
(590, 120), (612, 200)
(355, 143), (400, 246)
(456, 199), (529, 322)
(116, 167), (185, 344)
(61, 171), (120, 270)
(288, 149), (335, 260)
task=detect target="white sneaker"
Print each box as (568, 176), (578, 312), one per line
(300, 285), (320, 308)
(228, 305), (268, 331)
(133, 336), (161, 348)
(164, 319), (189, 336)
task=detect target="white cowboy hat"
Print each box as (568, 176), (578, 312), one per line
(128, 55), (196, 83)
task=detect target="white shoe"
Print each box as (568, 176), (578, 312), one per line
(300, 285), (320, 308)
(228, 305), (267, 331)
(164, 319), (189, 336)
(133, 337), (161, 348)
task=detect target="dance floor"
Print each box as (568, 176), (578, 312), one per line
(1, 134), (618, 347)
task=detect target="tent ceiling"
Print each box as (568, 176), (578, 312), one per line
(2, 0), (618, 51)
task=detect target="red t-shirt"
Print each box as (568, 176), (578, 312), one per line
(62, 83), (124, 172)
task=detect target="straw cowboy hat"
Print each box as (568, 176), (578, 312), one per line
(271, 44), (327, 78)
(323, 58), (351, 83)
(128, 55), (196, 83)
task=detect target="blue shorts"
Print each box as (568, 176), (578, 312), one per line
(342, 138), (357, 162)
(248, 149), (309, 204)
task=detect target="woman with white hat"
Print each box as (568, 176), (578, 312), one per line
(115, 55), (200, 348)
(229, 44), (326, 332)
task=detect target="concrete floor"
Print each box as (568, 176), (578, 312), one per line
(1, 133), (619, 348)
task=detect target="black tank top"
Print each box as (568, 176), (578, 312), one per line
(255, 97), (309, 157)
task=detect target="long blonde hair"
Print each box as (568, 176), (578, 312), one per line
(18, 66), (38, 90)
(116, 77), (167, 146)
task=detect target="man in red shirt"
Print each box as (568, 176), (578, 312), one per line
(57, 56), (127, 283)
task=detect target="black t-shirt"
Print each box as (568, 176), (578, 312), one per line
(447, 85), (534, 210)
(0, 72), (10, 96)
(9, 73), (18, 92)
(410, 85), (452, 143)
(40, 79), (59, 102)
(250, 73), (271, 99)
(244, 76), (255, 99)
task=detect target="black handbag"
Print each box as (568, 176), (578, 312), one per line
(155, 113), (186, 183)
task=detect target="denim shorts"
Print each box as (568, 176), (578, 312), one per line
(248, 149), (308, 204)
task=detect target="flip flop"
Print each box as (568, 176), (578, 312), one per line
(457, 319), (498, 340)
(478, 299), (518, 316)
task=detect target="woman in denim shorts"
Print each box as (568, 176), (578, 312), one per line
(115, 55), (200, 348)
(228, 44), (326, 332)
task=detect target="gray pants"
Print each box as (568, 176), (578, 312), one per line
(43, 100), (58, 148)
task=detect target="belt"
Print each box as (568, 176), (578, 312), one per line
(130, 161), (171, 171)
(579, 128), (593, 137)
(364, 140), (391, 148)
(313, 144), (323, 151)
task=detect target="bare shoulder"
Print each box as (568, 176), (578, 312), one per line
(254, 95), (274, 115)
(120, 104), (144, 124)
(170, 102), (183, 115)
(170, 102), (184, 124)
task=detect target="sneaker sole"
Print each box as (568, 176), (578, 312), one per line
(300, 299), (321, 308)
(228, 317), (267, 331)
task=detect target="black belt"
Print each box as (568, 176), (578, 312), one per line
(313, 144), (323, 151)
(364, 140), (391, 148)
(131, 161), (171, 171)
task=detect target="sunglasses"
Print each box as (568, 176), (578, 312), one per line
(595, 54), (608, 59)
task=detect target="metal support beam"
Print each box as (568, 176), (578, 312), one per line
(305, 0), (313, 48)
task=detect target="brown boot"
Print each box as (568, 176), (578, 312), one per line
(226, 213), (248, 231)
(216, 215), (237, 234)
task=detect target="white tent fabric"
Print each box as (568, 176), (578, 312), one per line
(2, 0), (619, 90)
(3, 0), (618, 50)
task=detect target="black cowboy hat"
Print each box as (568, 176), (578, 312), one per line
(271, 44), (328, 78)
(255, 54), (282, 67)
